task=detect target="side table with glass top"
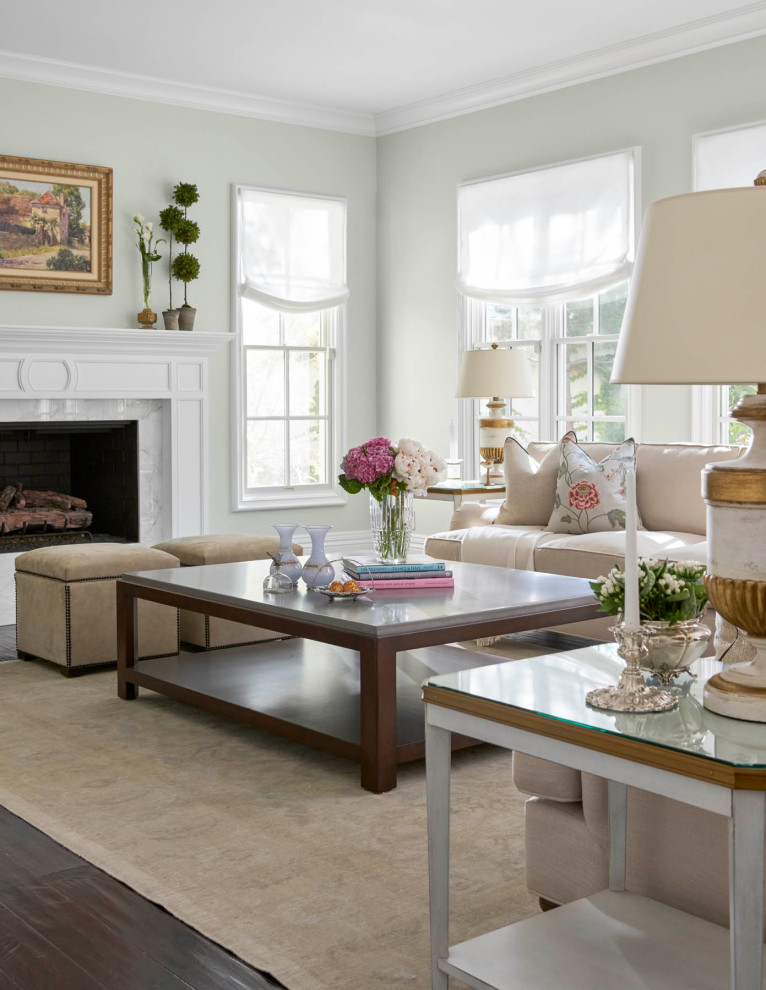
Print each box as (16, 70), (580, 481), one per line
(425, 481), (505, 510)
(423, 644), (766, 990)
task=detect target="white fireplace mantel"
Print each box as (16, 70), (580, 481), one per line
(0, 324), (234, 539)
(0, 324), (232, 357)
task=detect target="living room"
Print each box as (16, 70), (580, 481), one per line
(2, 3), (766, 989)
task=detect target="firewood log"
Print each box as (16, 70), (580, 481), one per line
(0, 508), (93, 534)
(0, 486), (15, 512)
(20, 490), (72, 510)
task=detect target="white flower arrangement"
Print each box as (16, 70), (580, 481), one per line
(590, 558), (708, 625)
(393, 437), (446, 493)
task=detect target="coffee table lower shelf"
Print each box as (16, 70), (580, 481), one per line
(443, 890), (765, 990)
(130, 640), (481, 767)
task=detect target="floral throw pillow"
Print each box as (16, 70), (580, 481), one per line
(546, 436), (639, 535)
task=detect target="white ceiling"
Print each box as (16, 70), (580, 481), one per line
(1, 0), (765, 134)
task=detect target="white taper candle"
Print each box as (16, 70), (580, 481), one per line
(623, 464), (640, 630)
(449, 419), (457, 461)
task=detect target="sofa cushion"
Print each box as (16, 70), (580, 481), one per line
(547, 436), (638, 535)
(423, 531), (464, 562)
(525, 441), (741, 535)
(533, 529), (707, 580)
(634, 443), (742, 535)
(497, 431), (576, 527)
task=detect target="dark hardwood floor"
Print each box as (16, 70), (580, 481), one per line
(0, 807), (287, 990)
(0, 625), (16, 663)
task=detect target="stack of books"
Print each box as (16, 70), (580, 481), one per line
(342, 556), (454, 589)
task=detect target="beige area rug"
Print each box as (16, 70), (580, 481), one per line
(0, 647), (546, 990)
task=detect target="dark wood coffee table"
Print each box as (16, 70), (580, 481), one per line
(116, 559), (599, 792)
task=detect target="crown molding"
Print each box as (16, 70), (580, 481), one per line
(3, 4), (766, 140)
(375, 3), (766, 135)
(0, 49), (376, 137)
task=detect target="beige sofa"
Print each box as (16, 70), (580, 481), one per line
(425, 441), (742, 640)
(427, 439), (762, 927)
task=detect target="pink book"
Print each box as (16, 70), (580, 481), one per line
(366, 577), (455, 589)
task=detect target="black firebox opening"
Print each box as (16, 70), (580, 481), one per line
(0, 421), (139, 544)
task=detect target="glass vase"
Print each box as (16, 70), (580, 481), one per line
(270, 523), (303, 583)
(301, 524), (335, 588)
(370, 490), (414, 564)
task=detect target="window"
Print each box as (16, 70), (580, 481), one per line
(233, 186), (348, 509)
(692, 123), (765, 445)
(458, 151), (638, 466)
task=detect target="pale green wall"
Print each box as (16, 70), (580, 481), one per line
(3, 37), (766, 541)
(377, 36), (766, 534)
(0, 76), (377, 535)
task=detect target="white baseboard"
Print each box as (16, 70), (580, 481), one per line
(324, 530), (428, 558)
(324, 530), (373, 557)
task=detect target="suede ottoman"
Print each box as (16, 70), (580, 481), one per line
(15, 542), (180, 674)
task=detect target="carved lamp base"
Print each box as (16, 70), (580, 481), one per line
(702, 389), (766, 721)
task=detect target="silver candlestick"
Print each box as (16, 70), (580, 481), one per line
(587, 624), (678, 713)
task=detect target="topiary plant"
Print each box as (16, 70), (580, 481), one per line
(171, 182), (199, 309)
(173, 252), (201, 284)
(158, 204), (183, 310)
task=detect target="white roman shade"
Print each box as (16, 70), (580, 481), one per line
(239, 188), (349, 312)
(694, 122), (766, 191)
(458, 151), (635, 303)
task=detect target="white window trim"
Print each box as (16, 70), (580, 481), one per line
(691, 384), (717, 444)
(230, 184), (348, 511)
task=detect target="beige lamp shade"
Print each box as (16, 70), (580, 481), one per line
(456, 347), (534, 398)
(612, 184), (766, 384)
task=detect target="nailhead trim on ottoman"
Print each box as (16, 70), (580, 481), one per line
(15, 543), (181, 674)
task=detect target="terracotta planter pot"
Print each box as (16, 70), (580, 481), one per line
(178, 307), (196, 331)
(162, 310), (180, 331)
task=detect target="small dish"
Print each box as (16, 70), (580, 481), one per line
(314, 585), (373, 601)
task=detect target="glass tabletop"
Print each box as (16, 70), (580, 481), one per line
(425, 644), (766, 768)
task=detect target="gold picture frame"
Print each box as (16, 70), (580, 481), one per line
(0, 154), (112, 294)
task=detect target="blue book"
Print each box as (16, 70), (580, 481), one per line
(345, 568), (453, 581)
(343, 556), (446, 574)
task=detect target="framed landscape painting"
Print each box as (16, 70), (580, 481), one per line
(0, 155), (112, 294)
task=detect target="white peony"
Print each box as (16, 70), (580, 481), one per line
(397, 437), (421, 457)
(392, 438), (447, 494)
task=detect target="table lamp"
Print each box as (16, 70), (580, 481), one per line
(612, 171), (766, 721)
(456, 344), (533, 484)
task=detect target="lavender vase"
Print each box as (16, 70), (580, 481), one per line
(270, 523), (303, 584)
(301, 525), (335, 588)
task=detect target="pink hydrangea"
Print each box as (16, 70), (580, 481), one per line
(341, 439), (395, 484)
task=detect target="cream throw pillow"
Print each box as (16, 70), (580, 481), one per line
(497, 431), (576, 526)
(547, 436), (638, 535)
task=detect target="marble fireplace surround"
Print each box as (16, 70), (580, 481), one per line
(0, 325), (233, 623)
